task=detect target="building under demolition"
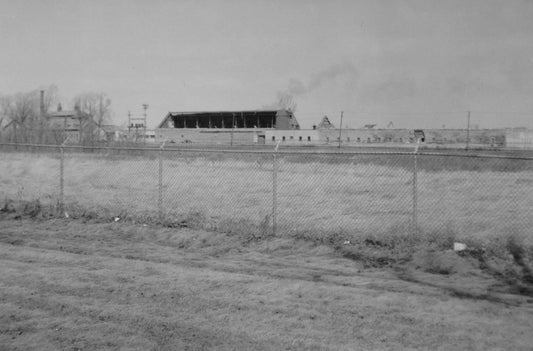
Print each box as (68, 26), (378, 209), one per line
(158, 110), (299, 130)
(156, 110), (301, 144)
(154, 109), (515, 148)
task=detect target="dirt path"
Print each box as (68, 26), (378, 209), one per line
(1, 218), (533, 350)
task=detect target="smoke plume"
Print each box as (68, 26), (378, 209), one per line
(265, 61), (358, 111)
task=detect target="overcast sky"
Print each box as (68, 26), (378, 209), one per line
(1, 0), (533, 129)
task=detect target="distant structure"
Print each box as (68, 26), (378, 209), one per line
(40, 91), (120, 143)
(505, 129), (533, 148)
(154, 109), (512, 148)
(156, 109), (300, 144)
(45, 101), (91, 143)
(413, 129), (425, 142)
(100, 125), (124, 142)
(317, 116), (335, 129)
(158, 110), (299, 130)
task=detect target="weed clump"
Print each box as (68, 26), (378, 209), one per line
(214, 215), (274, 244)
(291, 222), (533, 295)
(1, 198), (57, 220)
(478, 232), (533, 294)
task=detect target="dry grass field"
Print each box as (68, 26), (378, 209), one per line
(1, 150), (532, 239)
(1, 214), (533, 350)
(1, 149), (533, 349)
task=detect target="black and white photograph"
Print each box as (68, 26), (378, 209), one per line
(1, 0), (532, 350)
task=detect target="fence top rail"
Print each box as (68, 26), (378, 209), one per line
(0, 142), (60, 150)
(1, 142), (532, 161)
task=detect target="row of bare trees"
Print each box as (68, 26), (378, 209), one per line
(0, 85), (113, 145)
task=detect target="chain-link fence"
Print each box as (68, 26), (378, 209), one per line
(1, 143), (532, 245)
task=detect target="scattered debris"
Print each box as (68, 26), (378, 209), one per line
(114, 217), (120, 222)
(453, 242), (467, 251)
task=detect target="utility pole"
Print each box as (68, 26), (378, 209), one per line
(142, 104), (148, 145)
(338, 111), (344, 149)
(128, 106), (148, 143)
(231, 113), (235, 146)
(466, 110), (471, 151)
(128, 111), (131, 140)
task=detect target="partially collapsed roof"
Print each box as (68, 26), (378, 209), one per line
(158, 109), (299, 130)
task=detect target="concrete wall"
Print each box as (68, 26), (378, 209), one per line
(264, 130), (320, 145)
(319, 129), (412, 145)
(506, 129), (533, 149)
(319, 128), (506, 148)
(154, 127), (507, 148)
(156, 128), (263, 145)
(424, 129), (505, 146)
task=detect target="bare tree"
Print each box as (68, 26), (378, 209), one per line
(72, 92), (112, 142)
(0, 95), (8, 142)
(0, 87), (112, 144)
(0, 85), (59, 143)
(1, 90), (39, 143)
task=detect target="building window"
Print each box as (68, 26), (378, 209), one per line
(299, 136), (302, 141)
(282, 136), (286, 141)
(347, 137), (350, 142)
(357, 137), (361, 142)
(326, 137), (329, 142)
(289, 136), (293, 140)
(307, 136), (311, 141)
(367, 137), (371, 143)
(399, 138), (403, 143)
(272, 136), (275, 141)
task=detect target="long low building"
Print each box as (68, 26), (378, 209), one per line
(263, 128), (507, 148)
(505, 129), (533, 148)
(154, 110), (516, 148)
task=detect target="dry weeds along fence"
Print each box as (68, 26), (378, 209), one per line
(1, 142), (532, 247)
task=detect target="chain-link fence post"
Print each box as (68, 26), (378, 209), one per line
(59, 144), (65, 214)
(412, 139), (420, 234)
(272, 141), (281, 236)
(158, 141), (165, 223)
